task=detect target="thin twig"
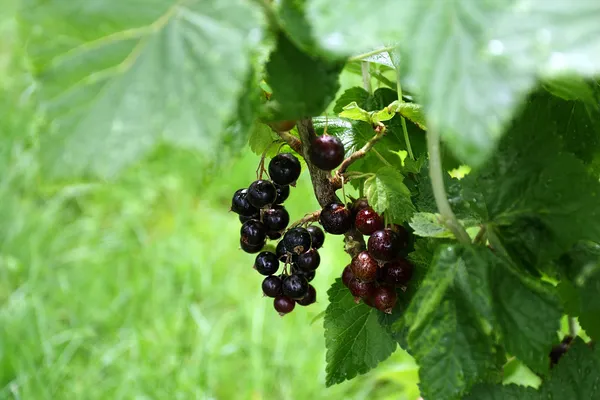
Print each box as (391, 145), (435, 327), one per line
(348, 46), (396, 62)
(568, 316), (578, 337)
(394, 64), (415, 160)
(336, 124), (387, 177)
(273, 129), (302, 153)
(361, 61), (372, 93)
(290, 210), (321, 227)
(473, 225), (487, 245)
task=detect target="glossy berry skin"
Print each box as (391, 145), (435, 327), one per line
(320, 202), (353, 235)
(373, 286), (397, 314)
(394, 225), (411, 250)
(247, 180), (277, 208)
(267, 231), (283, 240)
(307, 225), (325, 249)
(282, 274), (309, 299)
(231, 188), (258, 216)
(276, 240), (289, 261)
(351, 198), (370, 217)
(295, 248), (321, 271)
(355, 208), (384, 236)
(274, 295), (296, 315)
(240, 239), (264, 254)
(240, 220), (267, 246)
(381, 259), (413, 286)
(274, 184), (290, 205)
(348, 278), (375, 299)
(263, 206), (290, 232)
(254, 251), (280, 276)
(368, 228), (402, 262)
(292, 266), (316, 282)
(269, 153), (301, 186)
(296, 285), (317, 306)
(283, 227), (312, 255)
(262, 275), (283, 297)
(309, 135), (345, 171)
(239, 212), (260, 224)
(350, 251), (379, 282)
(269, 120), (296, 133)
(341, 265), (354, 287)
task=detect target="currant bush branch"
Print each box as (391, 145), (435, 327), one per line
(273, 129), (302, 153)
(290, 210), (321, 227)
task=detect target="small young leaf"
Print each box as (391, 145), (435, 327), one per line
(338, 102), (372, 123)
(409, 212), (454, 238)
(385, 101), (427, 130)
(365, 167), (415, 224)
(248, 124), (278, 156)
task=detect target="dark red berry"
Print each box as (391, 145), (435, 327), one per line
(274, 295), (296, 315)
(381, 259), (413, 286)
(269, 153), (301, 186)
(247, 180), (277, 208)
(240, 220), (267, 246)
(267, 231), (283, 240)
(373, 286), (397, 314)
(282, 274), (309, 299)
(350, 251), (379, 282)
(240, 239), (265, 254)
(276, 240), (289, 261)
(296, 285), (317, 306)
(368, 228), (401, 262)
(239, 211), (260, 224)
(320, 202), (352, 235)
(355, 208), (384, 236)
(348, 278), (375, 299)
(341, 265), (354, 287)
(262, 275), (283, 297)
(351, 198), (370, 216)
(307, 225), (325, 249)
(363, 294), (376, 308)
(274, 184), (290, 204)
(309, 135), (345, 171)
(263, 206), (290, 232)
(292, 265), (316, 282)
(254, 251), (280, 276)
(269, 120), (296, 133)
(283, 227), (312, 255)
(231, 188), (259, 216)
(295, 248), (320, 271)
(393, 225), (411, 249)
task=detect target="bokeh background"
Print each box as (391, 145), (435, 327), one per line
(0, 2), (421, 399)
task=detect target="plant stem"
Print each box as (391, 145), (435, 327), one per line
(349, 46), (396, 62)
(568, 316), (578, 337)
(336, 124), (386, 176)
(395, 70), (414, 160)
(290, 210), (321, 227)
(427, 129), (471, 244)
(361, 61), (372, 93)
(274, 129), (302, 153)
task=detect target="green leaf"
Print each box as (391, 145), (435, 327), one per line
(332, 87), (370, 114)
(277, 0), (317, 52)
(409, 212), (454, 239)
(266, 33), (343, 120)
(543, 76), (597, 105)
(464, 384), (537, 400)
(338, 101), (371, 123)
(324, 279), (397, 386)
(21, 0), (266, 178)
(365, 167), (415, 225)
(248, 123), (278, 156)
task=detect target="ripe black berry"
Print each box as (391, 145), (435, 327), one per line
(239, 212), (260, 224)
(341, 265), (354, 287)
(348, 278), (375, 299)
(381, 259), (413, 286)
(309, 135), (345, 171)
(368, 228), (402, 262)
(295, 248), (320, 271)
(247, 180), (277, 208)
(267, 230), (283, 240)
(274, 184), (290, 204)
(350, 251), (379, 282)
(307, 225), (325, 249)
(351, 198), (370, 217)
(276, 240), (289, 261)
(373, 286), (397, 314)
(240, 220), (267, 246)
(283, 227), (312, 255)
(231, 188), (258, 216)
(240, 239), (265, 254)
(269, 153), (301, 186)
(320, 202), (352, 235)
(263, 206), (290, 232)
(355, 208), (384, 236)
(292, 266), (316, 282)
(262, 275), (283, 297)
(393, 225), (411, 249)
(282, 274), (309, 299)
(296, 285), (317, 306)
(274, 295), (296, 315)
(254, 251), (280, 276)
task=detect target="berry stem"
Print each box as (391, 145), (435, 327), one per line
(348, 46), (397, 62)
(393, 63), (415, 160)
(568, 316), (578, 337)
(290, 210), (321, 227)
(361, 61), (372, 93)
(273, 129), (302, 153)
(427, 128), (471, 244)
(334, 123), (387, 184)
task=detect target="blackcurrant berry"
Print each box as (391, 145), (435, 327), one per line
(247, 180), (277, 208)
(283, 227), (312, 255)
(254, 251), (280, 276)
(269, 153), (301, 186)
(550, 336), (573, 367)
(262, 275), (283, 297)
(341, 265), (354, 287)
(292, 266), (316, 282)
(351, 198), (370, 217)
(231, 188), (259, 216)
(348, 278), (375, 299)
(295, 248), (320, 271)
(282, 274), (309, 299)
(269, 120), (296, 133)
(296, 285), (317, 306)
(240, 220), (267, 246)
(276, 240), (289, 261)
(319, 202), (352, 235)
(263, 206), (290, 232)
(240, 239), (265, 254)
(350, 251), (379, 282)
(239, 212), (260, 224)
(368, 228), (401, 262)
(309, 135), (345, 171)
(393, 224), (411, 249)
(363, 293), (376, 308)
(373, 286), (397, 314)
(381, 259), (413, 286)
(267, 231), (283, 240)
(355, 208), (384, 236)
(307, 225), (325, 249)
(274, 184), (290, 205)
(274, 295), (296, 315)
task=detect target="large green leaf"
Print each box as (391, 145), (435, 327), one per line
(464, 384), (537, 400)
(323, 280), (397, 386)
(365, 167), (415, 225)
(20, 0), (266, 178)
